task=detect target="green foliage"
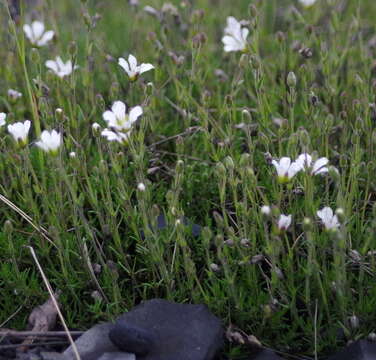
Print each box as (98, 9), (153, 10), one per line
(1, 0), (376, 357)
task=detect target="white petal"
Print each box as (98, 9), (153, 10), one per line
(139, 63), (154, 74)
(24, 120), (31, 133)
(278, 214), (292, 230)
(222, 36), (242, 52)
(36, 140), (48, 151)
(32, 21), (45, 39)
(241, 27), (249, 41)
(317, 207), (333, 223)
(279, 157), (292, 171)
(299, 0), (317, 6)
(312, 157), (329, 174)
(118, 57), (130, 75)
(129, 106), (143, 123)
(0, 113), (6, 127)
(45, 60), (58, 73)
(23, 24), (33, 41)
(101, 129), (129, 143)
(37, 30), (54, 46)
(288, 162), (302, 178)
(128, 54), (138, 71)
(111, 101), (126, 120)
(271, 159), (283, 177)
(296, 153), (312, 168)
(315, 167), (329, 175)
(103, 110), (117, 126)
(225, 17), (241, 35)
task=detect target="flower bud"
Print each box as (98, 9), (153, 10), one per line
(55, 108), (64, 121)
(30, 47), (40, 63)
(151, 204), (160, 219)
(248, 4), (258, 18)
(176, 159), (184, 173)
(95, 94), (106, 112)
(240, 238), (250, 247)
(224, 156), (234, 171)
(261, 205), (271, 217)
(3, 220), (13, 233)
(302, 217), (312, 231)
(215, 162), (226, 177)
(349, 315), (359, 330)
(145, 82), (154, 96)
(213, 211), (224, 228)
(110, 82), (120, 99)
(287, 71), (297, 88)
(335, 208), (345, 222)
(239, 53), (249, 68)
(69, 41), (78, 58)
(92, 122), (101, 136)
(83, 12), (92, 28)
(209, 263), (220, 272)
(239, 153), (251, 167)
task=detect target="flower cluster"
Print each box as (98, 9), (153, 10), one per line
(261, 205), (342, 234)
(21, 20), (154, 145)
(272, 153), (331, 183)
(1, 116), (62, 154)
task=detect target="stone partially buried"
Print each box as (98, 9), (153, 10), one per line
(109, 299), (223, 360)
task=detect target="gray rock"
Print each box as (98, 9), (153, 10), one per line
(97, 352), (135, 360)
(111, 298), (223, 360)
(63, 323), (119, 360)
(41, 352), (66, 360)
(109, 324), (154, 356)
(251, 349), (284, 360)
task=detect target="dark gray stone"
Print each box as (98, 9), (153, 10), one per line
(97, 352), (135, 360)
(63, 323), (118, 360)
(109, 324), (155, 356)
(326, 340), (376, 360)
(111, 299), (223, 360)
(141, 214), (201, 239)
(41, 352), (66, 360)
(251, 349), (284, 360)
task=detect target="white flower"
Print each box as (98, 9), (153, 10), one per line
(101, 129), (131, 143)
(92, 122), (101, 131)
(8, 89), (22, 100)
(23, 21), (54, 47)
(102, 101), (142, 131)
(0, 113), (6, 127)
(222, 16), (249, 52)
(317, 207), (340, 231)
(271, 157), (302, 183)
(69, 151), (76, 158)
(296, 153), (329, 175)
(118, 54), (154, 81)
(137, 182), (146, 191)
(299, 0), (317, 7)
(278, 214), (292, 231)
(36, 130), (62, 154)
(7, 120), (31, 144)
(45, 57), (78, 78)
(261, 205), (271, 216)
